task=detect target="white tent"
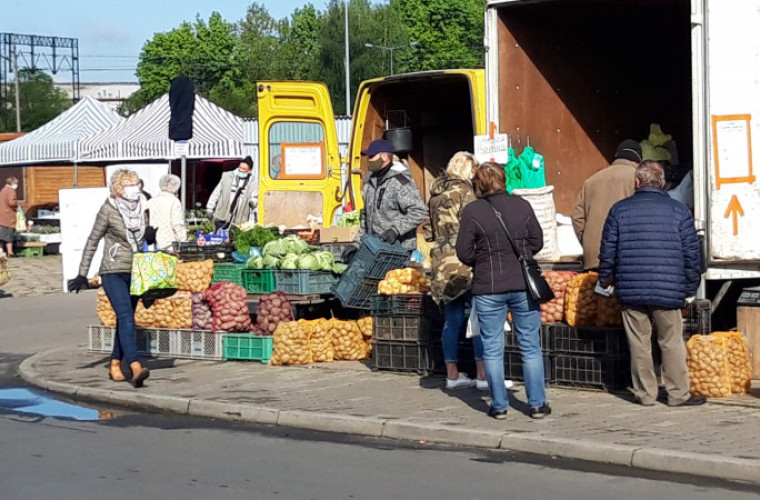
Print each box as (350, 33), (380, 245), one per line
(78, 94), (243, 162)
(0, 96), (122, 166)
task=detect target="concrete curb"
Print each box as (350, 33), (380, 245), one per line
(18, 351), (760, 486)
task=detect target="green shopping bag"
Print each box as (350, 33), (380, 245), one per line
(517, 146), (546, 190)
(129, 251), (179, 299)
(504, 147), (522, 193)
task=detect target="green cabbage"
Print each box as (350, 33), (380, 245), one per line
(312, 251), (335, 271)
(296, 253), (320, 271)
(279, 253), (299, 269)
(331, 263), (348, 274)
(261, 255), (280, 269)
(246, 256), (264, 269)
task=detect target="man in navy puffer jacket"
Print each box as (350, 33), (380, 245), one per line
(599, 161), (705, 407)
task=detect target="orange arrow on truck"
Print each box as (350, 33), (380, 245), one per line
(724, 195), (744, 236)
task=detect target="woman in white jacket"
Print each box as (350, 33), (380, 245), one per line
(147, 174), (186, 251)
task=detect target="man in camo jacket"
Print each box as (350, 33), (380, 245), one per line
(342, 139), (427, 261)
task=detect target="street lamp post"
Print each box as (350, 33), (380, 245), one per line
(364, 41), (419, 76)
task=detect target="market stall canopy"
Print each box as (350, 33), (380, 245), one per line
(78, 94), (243, 162)
(0, 96), (122, 166)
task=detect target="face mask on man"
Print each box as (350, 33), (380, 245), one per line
(122, 185), (141, 201)
(10, 184), (18, 190)
(367, 158), (386, 172)
(237, 170), (250, 179)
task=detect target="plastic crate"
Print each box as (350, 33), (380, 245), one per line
(274, 270), (338, 295)
(242, 269), (275, 294)
(332, 274), (380, 309)
(371, 340), (434, 375)
(223, 334), (273, 363)
(682, 299), (711, 338)
(548, 323), (628, 356)
(504, 351), (553, 386)
(320, 242), (350, 263)
(504, 323), (552, 351)
(88, 325), (115, 352)
(370, 293), (436, 317)
(176, 241), (234, 263)
(373, 316), (438, 341)
(552, 354), (632, 390)
(136, 328), (174, 356)
(211, 263), (247, 286)
(174, 330), (225, 360)
(343, 235), (409, 282)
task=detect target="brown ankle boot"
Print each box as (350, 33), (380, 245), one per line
(129, 361), (150, 388)
(108, 359), (126, 382)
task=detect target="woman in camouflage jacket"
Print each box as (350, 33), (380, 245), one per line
(424, 152), (487, 390)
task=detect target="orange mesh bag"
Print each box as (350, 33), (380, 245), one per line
(714, 331), (752, 394)
(270, 321), (312, 366)
(686, 334), (732, 398)
(564, 272), (599, 326)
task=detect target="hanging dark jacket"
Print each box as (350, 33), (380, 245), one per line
(456, 191), (543, 295)
(597, 188), (702, 309)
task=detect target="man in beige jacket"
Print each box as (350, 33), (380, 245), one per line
(571, 140), (641, 270)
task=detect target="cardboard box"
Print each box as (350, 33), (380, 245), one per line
(319, 226), (359, 243)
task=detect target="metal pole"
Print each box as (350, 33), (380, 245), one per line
(73, 162), (78, 188)
(12, 48), (21, 132)
(344, 1), (351, 116)
(180, 156), (187, 210)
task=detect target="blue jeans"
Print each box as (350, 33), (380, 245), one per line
(441, 294), (484, 364)
(101, 273), (140, 364)
(474, 291), (546, 411)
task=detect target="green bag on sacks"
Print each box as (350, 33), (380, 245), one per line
(129, 251), (179, 299)
(517, 146), (546, 190)
(504, 147), (522, 193)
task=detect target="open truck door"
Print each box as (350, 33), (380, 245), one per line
(256, 82), (343, 228)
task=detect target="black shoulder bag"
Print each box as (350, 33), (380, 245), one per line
(486, 200), (555, 303)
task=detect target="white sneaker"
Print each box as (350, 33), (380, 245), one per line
(476, 379), (515, 391)
(445, 373), (475, 390)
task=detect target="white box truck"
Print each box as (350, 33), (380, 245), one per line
(483, 0), (760, 327)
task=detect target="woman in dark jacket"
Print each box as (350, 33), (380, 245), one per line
(68, 169), (151, 388)
(455, 162), (551, 420)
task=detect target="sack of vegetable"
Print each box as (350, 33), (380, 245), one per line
(96, 289), (117, 327)
(540, 271), (576, 323)
(203, 282), (252, 332)
(305, 318), (334, 362)
(255, 291), (294, 335)
(191, 292), (214, 330)
(357, 317), (373, 355)
(176, 260), (214, 293)
(270, 321), (313, 365)
(330, 319), (370, 360)
(687, 334), (732, 398)
(714, 331), (752, 394)
(134, 291), (193, 329)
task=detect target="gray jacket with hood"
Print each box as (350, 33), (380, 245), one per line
(79, 196), (148, 277)
(356, 160), (427, 251)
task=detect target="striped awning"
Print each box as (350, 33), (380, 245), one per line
(0, 96), (122, 166)
(79, 94), (243, 162)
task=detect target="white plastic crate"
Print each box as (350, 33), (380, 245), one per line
(88, 326), (224, 360)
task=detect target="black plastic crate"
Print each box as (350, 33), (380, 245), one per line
(372, 316), (439, 341)
(332, 274), (379, 309)
(549, 323), (628, 356)
(504, 351), (553, 386)
(176, 241), (234, 263)
(320, 242), (350, 263)
(682, 299), (711, 338)
(504, 323), (552, 351)
(370, 293), (436, 317)
(344, 236), (409, 282)
(371, 340), (434, 375)
(552, 354), (631, 390)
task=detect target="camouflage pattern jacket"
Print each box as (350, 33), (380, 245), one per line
(422, 175), (476, 305)
(356, 161), (427, 251)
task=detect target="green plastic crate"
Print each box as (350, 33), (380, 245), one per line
(211, 263), (247, 286)
(223, 333), (273, 363)
(242, 269), (275, 294)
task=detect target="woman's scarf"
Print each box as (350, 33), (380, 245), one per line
(114, 196), (145, 251)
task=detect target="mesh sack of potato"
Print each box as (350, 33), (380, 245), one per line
(714, 331), (752, 394)
(134, 291), (193, 329)
(176, 260), (214, 292)
(256, 291), (295, 336)
(203, 282), (252, 332)
(96, 289), (117, 327)
(564, 272), (599, 326)
(191, 292), (214, 330)
(686, 334), (732, 398)
(270, 320), (313, 365)
(540, 271), (576, 323)
(357, 316), (374, 355)
(596, 295), (623, 327)
(303, 319), (334, 362)
(378, 268), (431, 295)
(330, 319), (370, 360)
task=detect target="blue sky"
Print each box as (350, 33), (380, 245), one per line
(1, 0), (331, 83)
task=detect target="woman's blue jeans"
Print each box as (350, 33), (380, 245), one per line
(474, 291), (546, 411)
(441, 294), (483, 364)
(101, 273), (140, 364)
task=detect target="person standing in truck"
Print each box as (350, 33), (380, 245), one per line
(341, 139), (427, 262)
(571, 140), (641, 270)
(598, 161), (705, 407)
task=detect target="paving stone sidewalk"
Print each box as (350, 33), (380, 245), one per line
(0, 254), (62, 298)
(20, 346), (760, 485)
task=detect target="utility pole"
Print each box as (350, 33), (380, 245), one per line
(12, 47), (21, 132)
(344, 1), (351, 116)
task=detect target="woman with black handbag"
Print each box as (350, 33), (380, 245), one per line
(455, 162), (552, 420)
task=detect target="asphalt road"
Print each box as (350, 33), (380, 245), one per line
(1, 293), (759, 499)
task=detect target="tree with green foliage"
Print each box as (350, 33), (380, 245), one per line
(0, 69), (71, 132)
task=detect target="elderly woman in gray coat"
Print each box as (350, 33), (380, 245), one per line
(147, 174), (186, 251)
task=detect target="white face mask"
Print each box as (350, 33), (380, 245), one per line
(10, 184), (18, 190)
(122, 185), (141, 200)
